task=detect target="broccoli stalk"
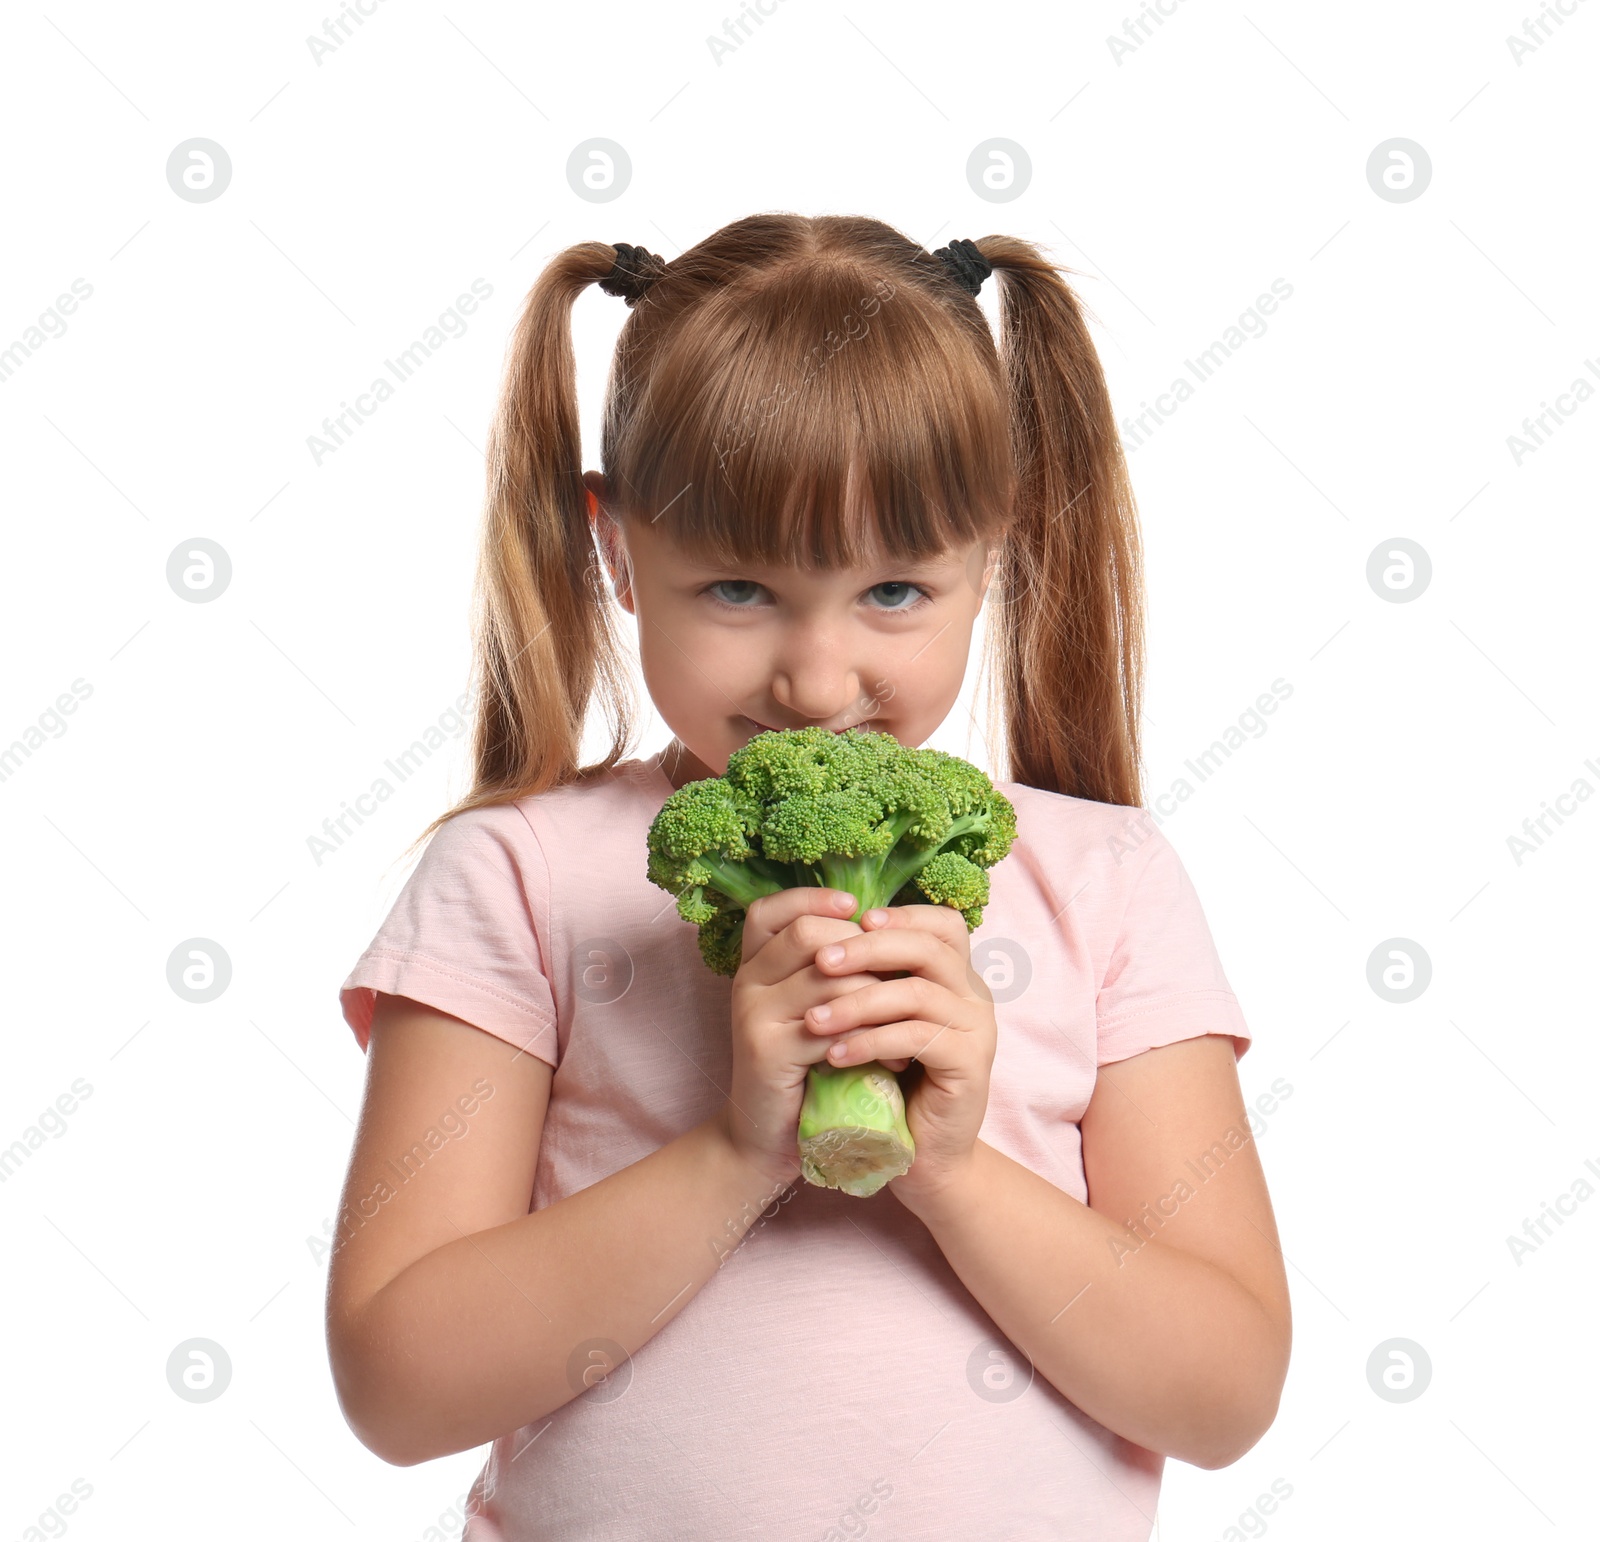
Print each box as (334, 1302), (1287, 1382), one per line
(812, 813), (1001, 921)
(645, 726), (1017, 1199)
(797, 1061), (916, 1198)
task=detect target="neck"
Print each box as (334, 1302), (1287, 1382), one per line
(660, 737), (712, 791)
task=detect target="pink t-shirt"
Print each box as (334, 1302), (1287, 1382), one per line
(339, 748), (1251, 1542)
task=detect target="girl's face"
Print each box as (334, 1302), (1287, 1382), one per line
(585, 471), (999, 790)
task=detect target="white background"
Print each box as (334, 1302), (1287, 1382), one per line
(2, 2), (1596, 1538)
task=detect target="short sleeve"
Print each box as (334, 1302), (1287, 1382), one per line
(338, 805), (558, 1066)
(1096, 825), (1251, 1066)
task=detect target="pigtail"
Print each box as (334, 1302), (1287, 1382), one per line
(407, 243), (640, 854)
(981, 238), (1146, 808)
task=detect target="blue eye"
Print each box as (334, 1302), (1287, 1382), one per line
(706, 580), (764, 608)
(703, 580), (931, 612)
(866, 582), (929, 611)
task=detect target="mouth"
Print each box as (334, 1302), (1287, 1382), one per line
(739, 715), (869, 736)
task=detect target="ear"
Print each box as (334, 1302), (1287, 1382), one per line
(967, 535), (1004, 606)
(584, 470), (635, 615)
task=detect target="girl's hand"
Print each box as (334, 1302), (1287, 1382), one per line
(803, 904), (997, 1210)
(720, 888), (886, 1190)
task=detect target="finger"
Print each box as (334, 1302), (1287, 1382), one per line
(770, 959), (884, 1032)
(822, 1015), (967, 1070)
(809, 1041), (913, 1075)
(760, 919), (881, 1001)
(805, 975), (963, 1040)
(740, 888), (859, 977)
(812, 924), (969, 996)
(859, 901), (973, 956)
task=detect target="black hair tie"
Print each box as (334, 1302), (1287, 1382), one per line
(931, 237), (992, 297)
(597, 235), (990, 306)
(599, 242), (667, 307)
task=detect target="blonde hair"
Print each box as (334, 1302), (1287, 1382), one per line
(408, 212), (1145, 856)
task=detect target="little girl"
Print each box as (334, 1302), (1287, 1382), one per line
(326, 214), (1291, 1541)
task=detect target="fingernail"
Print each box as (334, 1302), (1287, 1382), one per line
(818, 944), (845, 966)
(833, 893), (855, 911)
(864, 909), (888, 925)
(810, 1003), (832, 1023)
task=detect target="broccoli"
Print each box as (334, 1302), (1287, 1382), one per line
(645, 726), (1017, 1197)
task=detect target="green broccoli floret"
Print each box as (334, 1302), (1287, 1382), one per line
(909, 849), (992, 929)
(646, 729), (1011, 972)
(644, 775), (796, 925)
(647, 727), (1017, 965)
(694, 900), (747, 979)
(644, 726), (1019, 1199)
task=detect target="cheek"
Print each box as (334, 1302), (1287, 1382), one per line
(637, 613), (757, 711)
(874, 622), (972, 720)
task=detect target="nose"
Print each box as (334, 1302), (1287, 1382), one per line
(768, 633), (864, 727)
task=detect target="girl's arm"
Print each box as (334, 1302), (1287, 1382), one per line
(326, 993), (789, 1467)
(895, 1033), (1291, 1470)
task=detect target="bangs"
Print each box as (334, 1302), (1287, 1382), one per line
(604, 262), (1016, 569)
